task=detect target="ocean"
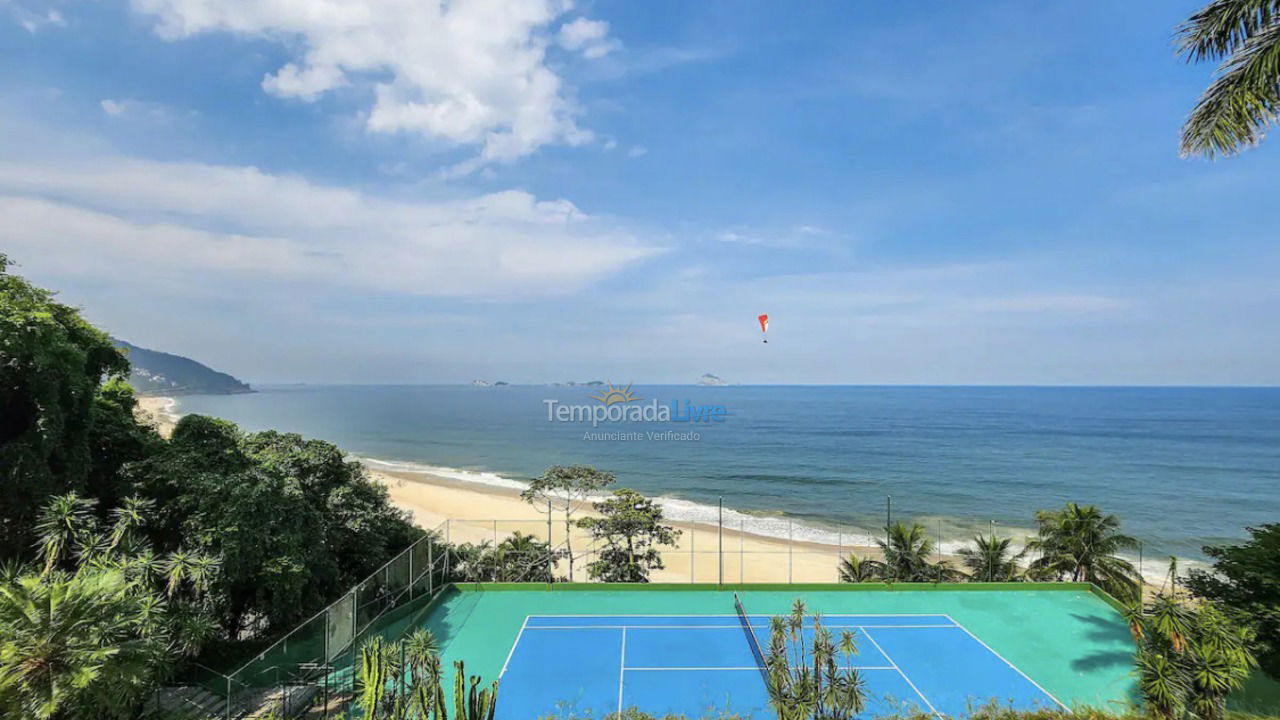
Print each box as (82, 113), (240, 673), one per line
(172, 385), (1280, 573)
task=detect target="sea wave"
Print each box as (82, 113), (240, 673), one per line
(357, 454), (1208, 585)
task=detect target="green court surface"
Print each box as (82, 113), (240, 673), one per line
(419, 584), (1138, 716)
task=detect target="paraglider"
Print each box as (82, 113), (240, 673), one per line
(758, 313), (769, 343)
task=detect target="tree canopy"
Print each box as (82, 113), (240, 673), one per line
(1186, 524), (1280, 678)
(0, 255), (131, 556)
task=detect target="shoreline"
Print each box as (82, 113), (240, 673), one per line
(366, 463), (1181, 590)
(368, 464), (882, 583)
(135, 395), (179, 438)
(130, 394), (1188, 588)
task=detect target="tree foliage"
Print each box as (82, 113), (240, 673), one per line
(0, 491), (220, 720)
(1177, 0), (1280, 158)
(125, 418), (419, 638)
(878, 521), (958, 582)
(447, 532), (563, 583)
(0, 256), (132, 557)
(1186, 524), (1280, 678)
(1027, 503), (1140, 602)
(577, 488), (680, 583)
(521, 465), (615, 579)
(958, 534), (1027, 582)
(1132, 567), (1257, 720)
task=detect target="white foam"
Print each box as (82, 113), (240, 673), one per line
(357, 454), (1210, 579)
(360, 456), (530, 492)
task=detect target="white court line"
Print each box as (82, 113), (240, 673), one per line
(625, 666), (898, 672)
(861, 628), (942, 720)
(617, 627), (627, 715)
(524, 613), (952, 618)
(523, 624), (957, 630)
(941, 614), (1071, 713)
(499, 615), (529, 678)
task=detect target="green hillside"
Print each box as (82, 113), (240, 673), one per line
(112, 338), (254, 396)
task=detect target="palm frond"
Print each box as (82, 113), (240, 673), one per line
(1177, 0), (1280, 62)
(1181, 13), (1280, 157)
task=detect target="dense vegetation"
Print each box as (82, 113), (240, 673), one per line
(0, 256), (419, 719)
(1186, 526), (1280, 678)
(838, 503), (1141, 602)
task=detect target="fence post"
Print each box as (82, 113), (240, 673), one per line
(428, 539), (434, 596)
(739, 519), (744, 584)
(718, 497), (724, 587)
(788, 521), (793, 584)
(226, 675), (232, 720)
(837, 531), (843, 583)
(690, 524), (695, 583)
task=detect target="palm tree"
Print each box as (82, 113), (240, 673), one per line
(878, 522), (951, 582)
(957, 534), (1026, 582)
(1026, 502), (1141, 601)
(837, 553), (884, 583)
(1178, 0), (1280, 158)
(0, 568), (166, 720)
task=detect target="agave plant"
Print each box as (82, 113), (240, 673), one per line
(1129, 561), (1257, 720)
(763, 598), (866, 720)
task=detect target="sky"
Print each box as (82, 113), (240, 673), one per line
(2, 0), (1278, 385)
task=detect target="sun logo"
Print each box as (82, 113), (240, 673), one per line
(590, 382), (640, 405)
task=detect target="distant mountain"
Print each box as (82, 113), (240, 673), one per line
(697, 373), (728, 386)
(112, 339), (254, 396)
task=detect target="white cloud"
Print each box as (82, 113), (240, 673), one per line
(627, 145), (647, 158)
(558, 17), (616, 59)
(0, 156), (661, 298)
(98, 98), (188, 122)
(128, 0), (615, 169)
(5, 2), (65, 32)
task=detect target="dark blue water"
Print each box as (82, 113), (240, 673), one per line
(173, 385), (1280, 565)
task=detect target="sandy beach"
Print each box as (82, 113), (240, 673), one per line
(369, 465), (883, 584)
(136, 395), (179, 438)
(133, 394), (1166, 591)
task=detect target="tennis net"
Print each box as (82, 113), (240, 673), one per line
(734, 592), (769, 684)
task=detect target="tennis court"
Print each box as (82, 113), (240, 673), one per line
(422, 585), (1137, 719)
(496, 595), (1068, 719)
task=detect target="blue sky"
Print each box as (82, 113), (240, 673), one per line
(2, 0), (1278, 384)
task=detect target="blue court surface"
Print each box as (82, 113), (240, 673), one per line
(497, 613), (1066, 719)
